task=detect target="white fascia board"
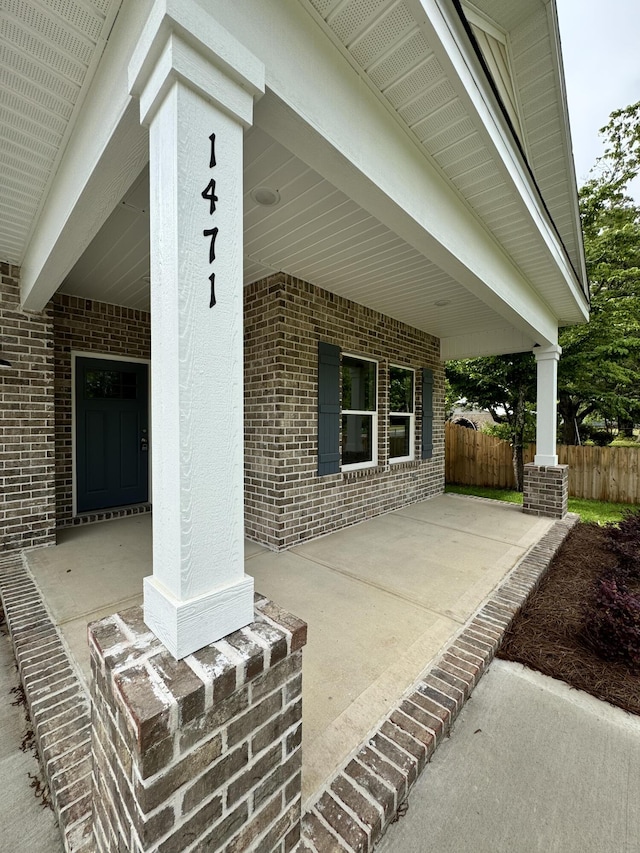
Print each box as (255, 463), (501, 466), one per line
(441, 327), (540, 360)
(405, 0), (588, 322)
(20, 0), (155, 312)
(544, 0), (588, 289)
(211, 0), (558, 345)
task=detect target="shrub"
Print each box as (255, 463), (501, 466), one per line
(604, 509), (640, 579)
(584, 574), (640, 671)
(482, 420), (536, 443)
(590, 429), (613, 447)
(578, 423), (612, 445)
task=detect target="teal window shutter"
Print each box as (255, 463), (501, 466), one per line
(422, 367), (434, 460)
(318, 342), (341, 475)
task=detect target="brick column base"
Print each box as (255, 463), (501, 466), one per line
(89, 596), (306, 853)
(523, 463), (568, 519)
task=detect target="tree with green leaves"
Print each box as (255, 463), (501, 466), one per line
(446, 353), (536, 490)
(448, 101), (640, 472)
(558, 101), (640, 443)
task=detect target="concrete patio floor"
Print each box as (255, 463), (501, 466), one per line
(25, 493), (553, 804)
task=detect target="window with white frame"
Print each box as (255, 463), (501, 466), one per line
(389, 365), (415, 462)
(341, 354), (377, 469)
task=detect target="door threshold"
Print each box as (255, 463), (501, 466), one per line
(71, 503), (152, 526)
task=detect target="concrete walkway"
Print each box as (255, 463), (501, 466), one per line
(378, 659), (640, 853)
(0, 621), (63, 853)
(25, 494), (553, 804)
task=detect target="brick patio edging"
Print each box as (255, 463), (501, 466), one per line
(0, 552), (94, 852)
(299, 512), (580, 853)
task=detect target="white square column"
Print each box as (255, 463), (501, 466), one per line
(129, 0), (264, 658)
(533, 344), (561, 466)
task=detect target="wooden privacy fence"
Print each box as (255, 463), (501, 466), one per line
(445, 422), (640, 504)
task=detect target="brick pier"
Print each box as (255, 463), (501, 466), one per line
(89, 596), (306, 853)
(523, 463), (569, 519)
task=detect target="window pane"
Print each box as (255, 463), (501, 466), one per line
(85, 370), (121, 398)
(342, 357), (376, 411)
(121, 372), (137, 399)
(389, 367), (413, 413)
(85, 369), (137, 399)
(389, 415), (410, 459)
(342, 414), (373, 465)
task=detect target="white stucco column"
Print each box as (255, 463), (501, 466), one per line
(533, 344), (561, 467)
(129, 0), (264, 658)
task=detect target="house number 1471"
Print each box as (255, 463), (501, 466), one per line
(202, 132), (218, 308)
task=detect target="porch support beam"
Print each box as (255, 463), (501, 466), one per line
(533, 344), (561, 466)
(20, 0), (154, 312)
(129, 0), (264, 658)
(441, 327), (537, 360)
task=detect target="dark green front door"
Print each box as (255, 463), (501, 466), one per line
(76, 357), (149, 513)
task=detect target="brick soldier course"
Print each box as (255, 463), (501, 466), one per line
(0, 552), (93, 851)
(299, 508), (578, 852)
(0, 267), (571, 851)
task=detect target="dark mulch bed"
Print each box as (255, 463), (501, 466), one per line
(497, 521), (640, 716)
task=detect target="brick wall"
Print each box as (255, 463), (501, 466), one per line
(51, 278), (442, 545)
(244, 274), (444, 550)
(53, 294), (151, 527)
(0, 264), (55, 551)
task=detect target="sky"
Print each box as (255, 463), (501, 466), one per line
(556, 0), (640, 191)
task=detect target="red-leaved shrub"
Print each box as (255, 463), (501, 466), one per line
(584, 574), (640, 671)
(604, 509), (640, 580)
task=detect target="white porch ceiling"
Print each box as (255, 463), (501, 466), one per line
(2, 0), (586, 353)
(60, 126), (504, 342)
(0, 0), (123, 264)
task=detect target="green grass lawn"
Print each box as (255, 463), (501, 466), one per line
(445, 483), (635, 524)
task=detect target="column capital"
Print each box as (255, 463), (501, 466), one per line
(129, 0), (264, 127)
(533, 343), (562, 362)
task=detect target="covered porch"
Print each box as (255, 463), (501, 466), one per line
(0, 0), (589, 849)
(25, 493), (553, 803)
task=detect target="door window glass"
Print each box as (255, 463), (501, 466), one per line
(85, 369), (137, 399)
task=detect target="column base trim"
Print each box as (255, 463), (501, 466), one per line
(143, 573), (255, 659)
(533, 454), (558, 466)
